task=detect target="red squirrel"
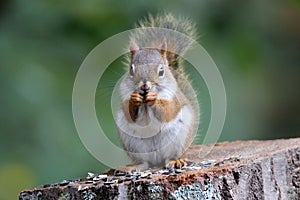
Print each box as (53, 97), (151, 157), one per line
(116, 13), (199, 170)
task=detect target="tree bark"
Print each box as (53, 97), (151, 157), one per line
(19, 138), (300, 200)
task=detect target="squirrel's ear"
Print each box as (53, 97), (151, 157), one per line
(160, 39), (167, 57)
(130, 39), (139, 55)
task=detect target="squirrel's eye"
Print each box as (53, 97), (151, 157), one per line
(130, 64), (135, 77)
(158, 64), (164, 77)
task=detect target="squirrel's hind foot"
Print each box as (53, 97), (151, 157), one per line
(166, 159), (187, 169)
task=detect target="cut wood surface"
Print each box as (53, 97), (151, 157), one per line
(19, 138), (300, 200)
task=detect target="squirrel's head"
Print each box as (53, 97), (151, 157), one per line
(128, 40), (177, 96)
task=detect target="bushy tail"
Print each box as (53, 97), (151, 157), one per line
(130, 13), (198, 71)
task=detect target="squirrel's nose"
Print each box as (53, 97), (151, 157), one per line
(140, 84), (150, 92)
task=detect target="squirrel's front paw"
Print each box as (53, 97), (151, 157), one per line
(130, 92), (143, 106)
(145, 92), (157, 106)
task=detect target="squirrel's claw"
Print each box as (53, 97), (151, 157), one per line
(130, 92), (143, 105)
(145, 92), (157, 106)
(166, 159), (187, 169)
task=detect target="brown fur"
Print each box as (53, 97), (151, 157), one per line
(151, 96), (185, 122)
(123, 91), (187, 123)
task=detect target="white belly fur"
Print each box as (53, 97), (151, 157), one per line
(116, 104), (193, 168)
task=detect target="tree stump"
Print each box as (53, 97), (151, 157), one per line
(19, 138), (300, 200)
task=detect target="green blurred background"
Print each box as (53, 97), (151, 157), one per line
(1, 0), (300, 199)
